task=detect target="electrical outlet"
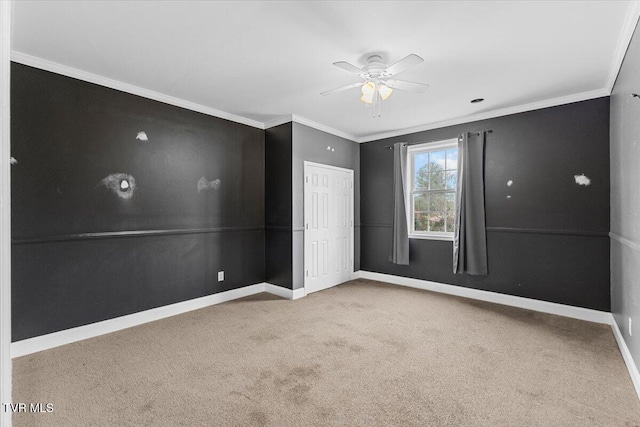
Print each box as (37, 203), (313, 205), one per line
(218, 271), (224, 282)
(630, 317), (633, 336)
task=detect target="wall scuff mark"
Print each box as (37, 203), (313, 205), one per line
(136, 131), (148, 141)
(99, 173), (136, 199)
(574, 174), (591, 186)
(197, 176), (221, 193)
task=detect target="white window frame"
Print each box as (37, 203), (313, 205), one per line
(405, 138), (459, 241)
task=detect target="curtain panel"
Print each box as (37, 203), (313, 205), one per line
(390, 142), (409, 265)
(453, 132), (488, 275)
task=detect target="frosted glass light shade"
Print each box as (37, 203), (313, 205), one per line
(378, 84), (393, 100)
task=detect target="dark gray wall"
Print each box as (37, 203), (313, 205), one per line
(292, 123), (360, 289)
(265, 123), (293, 288)
(610, 23), (640, 371)
(11, 63), (265, 341)
(360, 98), (610, 311)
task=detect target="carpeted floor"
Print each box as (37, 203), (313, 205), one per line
(12, 279), (640, 426)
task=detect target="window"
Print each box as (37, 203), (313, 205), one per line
(406, 138), (458, 240)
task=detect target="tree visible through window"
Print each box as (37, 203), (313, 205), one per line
(407, 139), (458, 239)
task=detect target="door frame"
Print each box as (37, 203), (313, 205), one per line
(303, 161), (354, 294)
(1, 2), (12, 425)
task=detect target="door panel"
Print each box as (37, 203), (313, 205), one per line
(304, 163), (353, 294)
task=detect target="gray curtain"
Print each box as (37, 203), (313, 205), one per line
(453, 132), (488, 275)
(390, 142), (409, 265)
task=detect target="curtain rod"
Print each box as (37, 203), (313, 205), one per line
(384, 130), (492, 149)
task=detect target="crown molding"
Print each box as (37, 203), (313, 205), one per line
(10, 35), (629, 145)
(605, 1), (640, 93)
(264, 115), (293, 130)
(291, 114), (357, 142)
(264, 114), (358, 142)
(354, 88), (610, 143)
(10, 51), (265, 130)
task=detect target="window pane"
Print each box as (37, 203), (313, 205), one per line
(415, 153), (428, 173)
(414, 213), (429, 231)
(428, 212), (445, 232)
(429, 192), (445, 211)
(429, 150), (446, 172)
(446, 171), (457, 190)
(446, 149), (458, 170)
(446, 212), (456, 232)
(415, 164), (429, 189)
(446, 192), (456, 211)
(430, 171), (446, 190)
(413, 193), (428, 212)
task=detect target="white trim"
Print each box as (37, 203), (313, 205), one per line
(0, 1), (12, 425)
(406, 138), (459, 153)
(264, 283), (307, 300)
(409, 233), (454, 241)
(355, 270), (612, 324)
(291, 114), (357, 142)
(610, 232), (640, 252)
(354, 88), (609, 143)
(8, 51), (624, 146)
(605, 1), (640, 93)
(11, 282), (304, 358)
(611, 315), (640, 400)
(10, 51), (264, 130)
(291, 287), (307, 300)
(264, 115), (293, 130)
(406, 138), (459, 240)
(303, 160), (354, 174)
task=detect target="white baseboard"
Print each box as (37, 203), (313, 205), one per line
(12, 282), (304, 358)
(611, 316), (640, 400)
(354, 270), (612, 325)
(264, 283), (307, 300)
(292, 287), (307, 300)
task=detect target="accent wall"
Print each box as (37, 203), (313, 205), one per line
(360, 98), (611, 311)
(11, 63), (265, 341)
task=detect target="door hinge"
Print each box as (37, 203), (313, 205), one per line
(306, 270), (309, 277)
(305, 223), (308, 230)
(305, 176), (309, 183)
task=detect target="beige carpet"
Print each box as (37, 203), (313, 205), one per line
(12, 279), (640, 426)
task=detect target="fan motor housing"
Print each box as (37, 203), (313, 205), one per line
(362, 55), (390, 80)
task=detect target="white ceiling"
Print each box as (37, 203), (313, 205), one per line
(10, 1), (640, 142)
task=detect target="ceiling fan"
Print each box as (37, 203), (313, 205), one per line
(321, 54), (429, 117)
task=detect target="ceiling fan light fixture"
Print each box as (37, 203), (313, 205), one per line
(378, 84), (393, 100)
(360, 94), (373, 104)
(323, 53), (427, 115)
(361, 81), (376, 97)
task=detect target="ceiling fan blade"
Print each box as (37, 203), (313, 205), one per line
(384, 79), (429, 93)
(333, 61), (363, 74)
(321, 81), (364, 96)
(384, 54), (424, 76)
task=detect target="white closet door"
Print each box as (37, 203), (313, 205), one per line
(304, 162), (353, 294)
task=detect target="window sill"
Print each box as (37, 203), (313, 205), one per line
(409, 234), (454, 241)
